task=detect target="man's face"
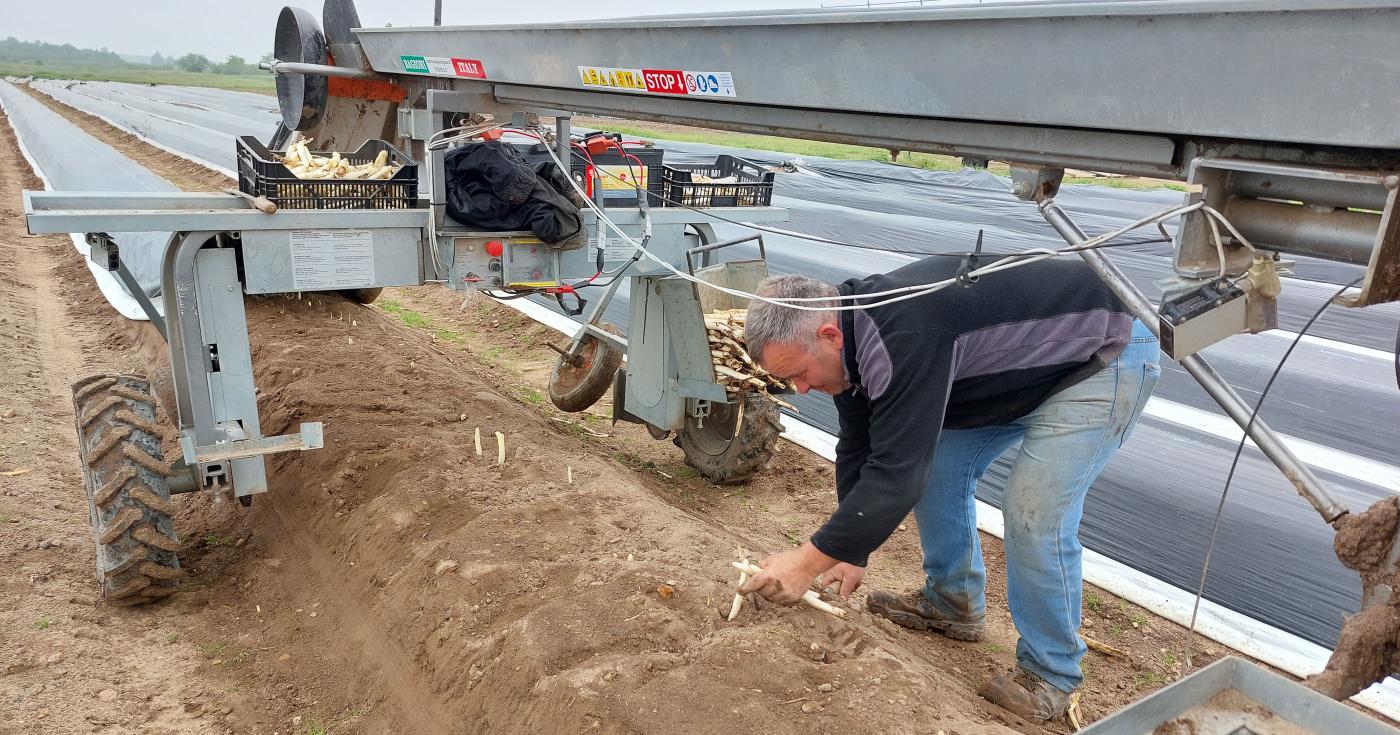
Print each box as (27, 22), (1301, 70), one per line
(757, 323), (849, 395)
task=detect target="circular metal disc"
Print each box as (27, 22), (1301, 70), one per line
(274, 6), (328, 131)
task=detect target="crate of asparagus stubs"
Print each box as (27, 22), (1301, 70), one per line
(704, 309), (795, 410)
(236, 135), (419, 210)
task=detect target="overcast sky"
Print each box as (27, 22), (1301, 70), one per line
(5, 0), (825, 61)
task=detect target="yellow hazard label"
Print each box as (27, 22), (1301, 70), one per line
(577, 66), (646, 91)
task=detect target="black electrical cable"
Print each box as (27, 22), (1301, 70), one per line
(583, 144), (1174, 257)
(538, 127), (1181, 260)
(532, 127), (1175, 310)
(1183, 276), (1365, 672)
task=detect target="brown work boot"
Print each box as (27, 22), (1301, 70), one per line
(978, 668), (1071, 723)
(865, 589), (985, 641)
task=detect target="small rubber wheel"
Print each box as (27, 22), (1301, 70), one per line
(674, 392), (783, 485)
(344, 287), (383, 304)
(548, 323), (624, 413)
(71, 375), (181, 605)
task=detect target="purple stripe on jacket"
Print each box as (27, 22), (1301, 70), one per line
(853, 310), (894, 400)
(951, 309), (1132, 381)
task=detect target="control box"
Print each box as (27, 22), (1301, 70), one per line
(1159, 277), (1248, 359)
(449, 233), (561, 291)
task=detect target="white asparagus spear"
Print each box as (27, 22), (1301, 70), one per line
(728, 549), (749, 621)
(474, 427), (482, 457)
(714, 364), (753, 382)
(730, 561), (847, 618)
(495, 431), (506, 466)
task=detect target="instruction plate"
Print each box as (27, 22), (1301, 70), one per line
(289, 230), (376, 289)
(592, 236), (636, 263)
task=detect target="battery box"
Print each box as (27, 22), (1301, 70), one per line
(579, 147), (665, 206)
(517, 142), (664, 207)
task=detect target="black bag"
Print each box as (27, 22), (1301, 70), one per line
(443, 141), (583, 244)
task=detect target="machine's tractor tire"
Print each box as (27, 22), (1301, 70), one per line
(675, 392), (784, 485)
(344, 287), (383, 305)
(71, 375), (181, 605)
(548, 323), (624, 413)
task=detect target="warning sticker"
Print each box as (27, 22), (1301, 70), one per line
(682, 70), (737, 98)
(577, 66), (646, 91)
(642, 69), (687, 95)
(289, 230), (376, 289)
(578, 66), (736, 98)
(400, 55), (487, 79)
(596, 164), (647, 191)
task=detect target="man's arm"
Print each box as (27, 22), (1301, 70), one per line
(833, 391), (872, 502)
(740, 331), (956, 604)
(810, 332), (956, 567)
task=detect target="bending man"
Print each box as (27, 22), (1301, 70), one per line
(738, 256), (1159, 723)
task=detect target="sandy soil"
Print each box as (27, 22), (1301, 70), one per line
(0, 87), (1313, 735)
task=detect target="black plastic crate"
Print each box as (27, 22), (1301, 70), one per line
(662, 155), (775, 208)
(237, 136), (419, 210)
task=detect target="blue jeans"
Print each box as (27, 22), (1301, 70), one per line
(912, 320), (1160, 692)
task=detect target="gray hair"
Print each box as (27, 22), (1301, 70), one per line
(744, 275), (839, 362)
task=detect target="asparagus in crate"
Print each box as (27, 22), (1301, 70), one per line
(703, 309), (795, 409)
(280, 138), (400, 180)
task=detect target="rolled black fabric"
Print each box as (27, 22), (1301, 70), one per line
(443, 141), (582, 244)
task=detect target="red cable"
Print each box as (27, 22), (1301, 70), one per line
(607, 140), (648, 194)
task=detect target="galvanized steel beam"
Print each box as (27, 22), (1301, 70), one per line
(353, 0), (1400, 178)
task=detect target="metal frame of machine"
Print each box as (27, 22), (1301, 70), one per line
(23, 186), (789, 496)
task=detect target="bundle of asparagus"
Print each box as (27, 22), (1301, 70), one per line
(704, 309), (795, 410)
(279, 138), (399, 180)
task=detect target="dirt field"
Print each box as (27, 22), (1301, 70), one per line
(1, 89), (1243, 735)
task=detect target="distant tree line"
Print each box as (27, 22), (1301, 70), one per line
(0, 36), (124, 66)
(1, 37), (272, 75)
(163, 53), (270, 75)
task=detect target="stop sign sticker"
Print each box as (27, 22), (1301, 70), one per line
(642, 69), (687, 95)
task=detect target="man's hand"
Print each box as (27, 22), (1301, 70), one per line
(818, 562), (866, 599)
(738, 542), (838, 604)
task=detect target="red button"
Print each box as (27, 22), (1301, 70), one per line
(485, 240), (503, 257)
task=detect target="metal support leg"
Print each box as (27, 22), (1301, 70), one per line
(1037, 198), (1349, 522)
(555, 115), (571, 169)
(160, 231), (321, 496)
(113, 260), (167, 341)
(162, 231), (219, 442)
(193, 247), (269, 497)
